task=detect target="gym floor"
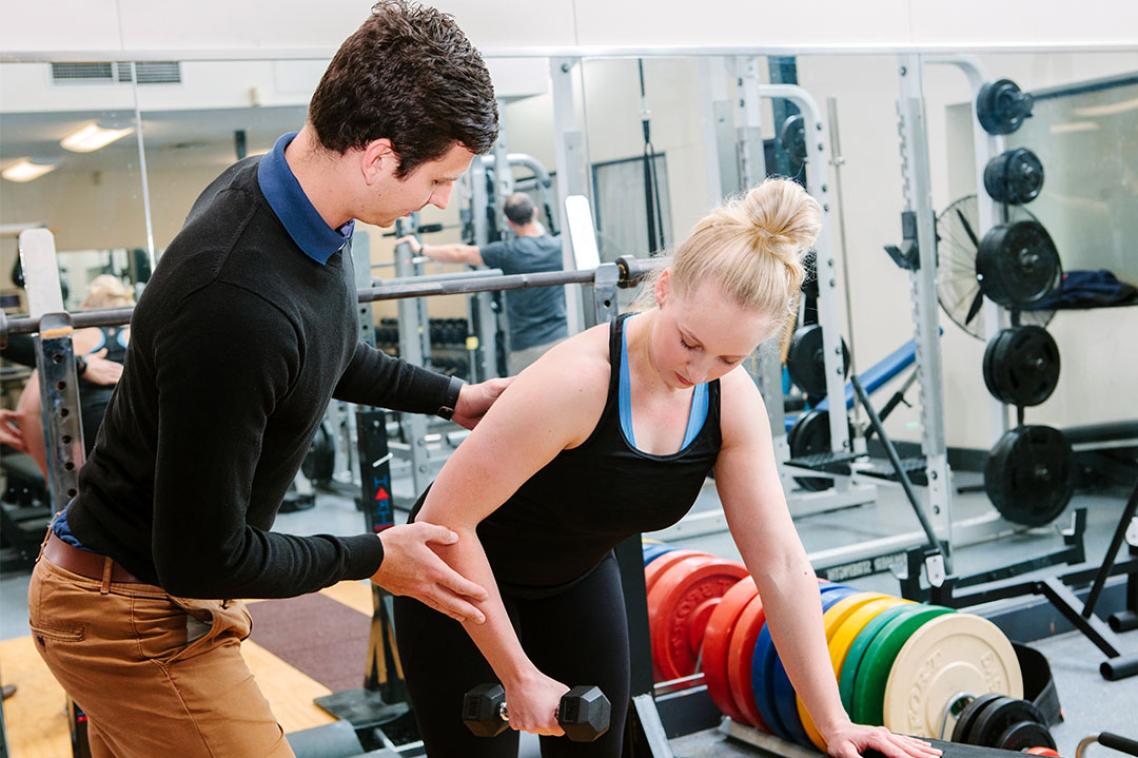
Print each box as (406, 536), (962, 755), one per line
(1, 466), (1134, 757)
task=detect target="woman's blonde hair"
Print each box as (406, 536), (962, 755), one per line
(637, 178), (821, 331)
(81, 275), (135, 309)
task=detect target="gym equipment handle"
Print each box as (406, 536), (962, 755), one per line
(1101, 732), (1138, 756)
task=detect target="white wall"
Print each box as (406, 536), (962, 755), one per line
(4, 1), (1137, 57)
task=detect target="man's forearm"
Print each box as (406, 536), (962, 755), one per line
(422, 243), (479, 265)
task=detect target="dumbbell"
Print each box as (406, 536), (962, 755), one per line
(462, 683), (611, 742)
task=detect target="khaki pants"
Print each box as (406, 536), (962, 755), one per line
(507, 337), (566, 375)
(28, 542), (292, 758)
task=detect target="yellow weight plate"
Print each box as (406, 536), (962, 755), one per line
(828, 596), (914, 673)
(882, 612), (1023, 739)
(797, 593), (904, 750)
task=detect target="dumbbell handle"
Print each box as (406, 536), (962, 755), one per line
(491, 699), (564, 726)
(1077, 732), (1138, 757)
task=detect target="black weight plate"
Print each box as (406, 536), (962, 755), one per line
(996, 720), (1056, 750)
(982, 326), (1060, 407)
(969, 697), (1047, 748)
(780, 114), (808, 163)
(951, 693), (1005, 744)
(985, 425), (1074, 527)
(983, 148), (1044, 205)
(977, 79), (1034, 136)
(977, 221), (1061, 308)
(787, 324), (850, 398)
(789, 409), (835, 492)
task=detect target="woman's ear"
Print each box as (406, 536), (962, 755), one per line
(655, 268), (672, 307)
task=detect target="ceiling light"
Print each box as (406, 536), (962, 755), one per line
(1050, 121), (1100, 135)
(2, 158), (58, 183)
(1073, 96), (1138, 118)
(60, 122), (134, 153)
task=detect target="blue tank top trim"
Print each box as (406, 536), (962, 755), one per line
(619, 315), (708, 453)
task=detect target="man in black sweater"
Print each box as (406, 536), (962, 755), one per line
(28, 3), (505, 755)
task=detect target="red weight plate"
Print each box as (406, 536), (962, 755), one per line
(644, 550), (712, 596)
(701, 577), (758, 724)
(726, 594), (770, 730)
(648, 558), (748, 681)
(646, 553), (716, 679)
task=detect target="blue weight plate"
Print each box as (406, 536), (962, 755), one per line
(752, 625), (788, 739)
(752, 585), (855, 741)
(770, 590), (853, 746)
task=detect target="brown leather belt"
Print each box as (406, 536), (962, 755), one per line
(43, 531), (144, 583)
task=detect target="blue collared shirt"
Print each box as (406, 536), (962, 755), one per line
(257, 132), (355, 265)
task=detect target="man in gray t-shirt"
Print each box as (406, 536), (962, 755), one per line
(398, 193), (568, 373)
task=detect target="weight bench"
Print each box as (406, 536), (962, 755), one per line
(784, 338), (918, 435)
(783, 339), (924, 492)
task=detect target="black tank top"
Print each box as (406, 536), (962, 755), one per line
(79, 327), (128, 402)
(78, 326), (129, 454)
(412, 314), (722, 597)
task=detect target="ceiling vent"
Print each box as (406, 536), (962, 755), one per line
(51, 61), (181, 85)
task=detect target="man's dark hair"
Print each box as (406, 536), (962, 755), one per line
(308, 1), (498, 177)
(503, 193), (536, 225)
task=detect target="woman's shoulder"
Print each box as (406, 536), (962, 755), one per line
(525, 322), (610, 383)
(504, 323), (612, 445)
(716, 365), (767, 443)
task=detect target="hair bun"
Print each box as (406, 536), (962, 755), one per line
(738, 178), (822, 258)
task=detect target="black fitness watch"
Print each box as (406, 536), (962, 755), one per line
(437, 375), (464, 421)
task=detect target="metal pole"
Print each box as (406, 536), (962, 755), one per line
(3, 253), (663, 340)
(393, 220), (432, 498)
(759, 84), (851, 460)
(468, 156), (499, 382)
(18, 231), (87, 511)
(852, 376), (939, 550)
(826, 96), (861, 432)
(128, 62), (157, 272)
(897, 55), (953, 557)
(736, 60), (791, 470)
(550, 56), (592, 336)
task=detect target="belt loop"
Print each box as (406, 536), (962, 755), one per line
(36, 527), (52, 565)
(100, 557), (113, 595)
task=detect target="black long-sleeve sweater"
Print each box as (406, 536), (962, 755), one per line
(68, 156), (451, 598)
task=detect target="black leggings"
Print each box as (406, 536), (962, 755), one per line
(393, 554), (630, 758)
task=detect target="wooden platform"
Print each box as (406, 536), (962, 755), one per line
(2, 580), (375, 756)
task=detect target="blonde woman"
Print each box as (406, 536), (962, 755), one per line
(18, 274), (134, 473)
(394, 178), (940, 758)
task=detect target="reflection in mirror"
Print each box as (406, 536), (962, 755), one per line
(0, 62), (147, 310)
(134, 60), (325, 253)
(1006, 74), (1138, 283)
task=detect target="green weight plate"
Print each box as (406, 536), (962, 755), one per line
(851, 605), (955, 725)
(837, 604), (923, 712)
